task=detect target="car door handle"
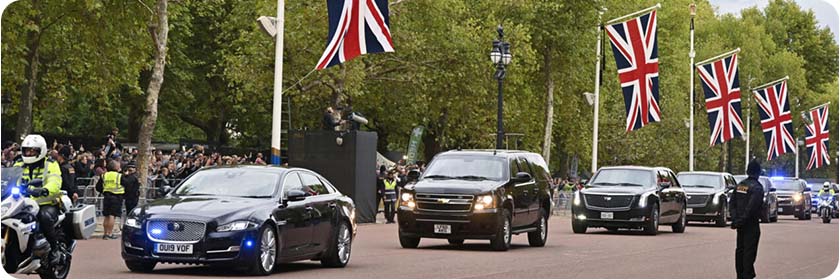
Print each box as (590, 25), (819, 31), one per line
(328, 203), (337, 208)
(305, 206), (314, 211)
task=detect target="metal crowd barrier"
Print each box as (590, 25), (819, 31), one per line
(552, 189), (573, 216)
(74, 177), (184, 217)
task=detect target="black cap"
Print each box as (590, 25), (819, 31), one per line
(747, 159), (762, 178)
(58, 146), (72, 159)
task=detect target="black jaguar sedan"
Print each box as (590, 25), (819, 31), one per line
(121, 166), (356, 275)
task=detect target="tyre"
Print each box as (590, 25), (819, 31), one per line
(571, 218), (587, 234)
(447, 238), (465, 245)
(398, 229), (420, 249)
(760, 207), (770, 223)
(2, 233), (21, 274)
(38, 243), (71, 279)
(798, 210), (807, 220)
(321, 221), (352, 268)
(489, 208), (512, 251)
(715, 205), (727, 227)
(247, 225), (277, 275)
(671, 207), (687, 233)
(527, 209), (548, 247)
(124, 260), (156, 273)
(643, 205), (659, 236)
(806, 209), (812, 220)
(770, 214), (778, 223)
(823, 217), (831, 224)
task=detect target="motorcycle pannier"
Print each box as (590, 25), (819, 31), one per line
(70, 204), (96, 239)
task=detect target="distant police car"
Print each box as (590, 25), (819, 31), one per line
(121, 166), (357, 275)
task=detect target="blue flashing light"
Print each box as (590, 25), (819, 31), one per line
(244, 240), (254, 248)
(11, 187), (20, 195)
(150, 228), (162, 236)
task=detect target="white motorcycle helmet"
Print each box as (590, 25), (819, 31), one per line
(20, 134), (48, 164)
(824, 182), (831, 191)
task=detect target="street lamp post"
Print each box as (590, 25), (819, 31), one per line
(591, 9), (605, 174)
(490, 25), (512, 150)
(689, 3), (696, 171)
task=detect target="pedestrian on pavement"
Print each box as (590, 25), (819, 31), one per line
(730, 159), (764, 279)
(122, 164), (141, 214)
(382, 170), (398, 224)
(97, 160), (125, 240)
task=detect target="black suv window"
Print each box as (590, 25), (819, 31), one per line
(300, 172), (329, 196)
(518, 157), (533, 175)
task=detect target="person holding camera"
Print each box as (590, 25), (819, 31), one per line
(322, 106), (346, 131)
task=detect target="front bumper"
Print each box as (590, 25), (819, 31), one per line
(776, 202), (807, 216)
(397, 207), (501, 239)
(686, 200), (723, 222)
(571, 205), (651, 229)
(121, 225), (259, 265)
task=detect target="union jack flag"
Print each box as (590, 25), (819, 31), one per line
(753, 80), (796, 161)
(805, 104), (831, 170)
(316, 0), (394, 70)
(605, 10), (661, 132)
(696, 53), (745, 146)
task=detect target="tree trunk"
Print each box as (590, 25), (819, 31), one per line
(137, 0), (169, 201)
(15, 0), (41, 142)
(541, 47), (555, 165)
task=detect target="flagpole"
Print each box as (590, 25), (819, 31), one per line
(270, 0), (285, 165)
(695, 48), (741, 66)
(606, 3), (661, 25)
(751, 76), (790, 91)
(689, 3), (696, 172)
(592, 8), (605, 175)
(745, 74), (754, 172)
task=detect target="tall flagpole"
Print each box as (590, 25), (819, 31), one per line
(592, 8), (605, 175)
(689, 3), (696, 171)
(270, 0), (285, 165)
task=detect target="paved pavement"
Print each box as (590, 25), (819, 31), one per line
(11, 214), (839, 279)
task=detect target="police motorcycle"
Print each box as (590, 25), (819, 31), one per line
(1, 167), (96, 278)
(818, 193), (837, 224)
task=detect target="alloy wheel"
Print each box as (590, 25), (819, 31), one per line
(260, 229), (276, 272)
(337, 223), (352, 264)
(539, 216), (547, 241)
(503, 218), (511, 245)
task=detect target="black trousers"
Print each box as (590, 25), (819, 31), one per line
(37, 205), (59, 246)
(124, 197), (139, 213)
(736, 222), (761, 279)
(383, 191), (396, 222)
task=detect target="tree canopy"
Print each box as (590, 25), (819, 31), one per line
(2, 0), (837, 179)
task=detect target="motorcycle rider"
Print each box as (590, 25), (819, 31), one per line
(13, 134), (63, 265)
(818, 182), (836, 209)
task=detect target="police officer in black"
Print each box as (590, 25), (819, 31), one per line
(57, 146), (79, 203)
(729, 159), (764, 279)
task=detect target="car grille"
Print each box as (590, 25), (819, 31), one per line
(777, 196), (793, 206)
(146, 220), (206, 242)
(686, 194), (711, 207)
(415, 193), (474, 212)
(583, 194), (635, 210)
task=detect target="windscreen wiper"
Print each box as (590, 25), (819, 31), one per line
(424, 175), (454, 180)
(455, 175), (489, 181)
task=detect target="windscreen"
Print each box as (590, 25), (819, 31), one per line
(1, 167), (23, 199)
(174, 169), (279, 198)
(589, 169), (653, 187)
(677, 174), (722, 189)
(772, 180), (802, 191)
(423, 155), (507, 181)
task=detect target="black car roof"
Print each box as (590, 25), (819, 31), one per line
(438, 149), (540, 158)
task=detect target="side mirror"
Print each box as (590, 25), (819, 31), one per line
(512, 172), (532, 183)
(769, 187), (777, 193)
(580, 179), (589, 185)
(804, 187), (812, 192)
(407, 170), (421, 182)
(286, 190), (308, 202)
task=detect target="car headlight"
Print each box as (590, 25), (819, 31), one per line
(400, 192), (415, 209)
(712, 193), (720, 205)
(573, 191), (581, 206)
(125, 218), (142, 229)
(793, 193), (803, 202)
(474, 195), (495, 211)
(216, 221), (257, 232)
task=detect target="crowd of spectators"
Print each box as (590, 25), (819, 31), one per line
(2, 129), (269, 198)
